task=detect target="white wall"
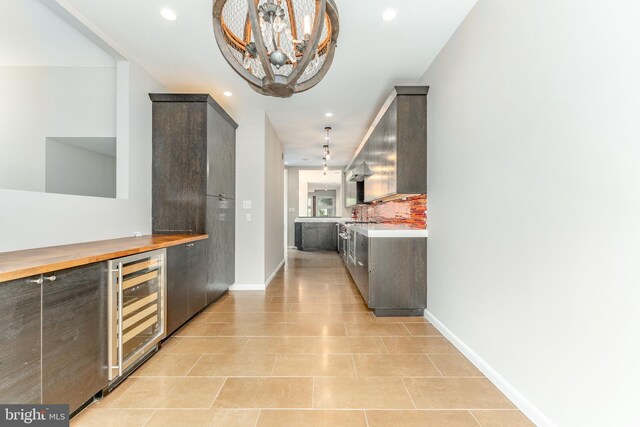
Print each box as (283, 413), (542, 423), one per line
(421, 1), (640, 426)
(0, 60), (164, 252)
(0, 66), (116, 192)
(234, 109), (266, 286)
(264, 118), (285, 280)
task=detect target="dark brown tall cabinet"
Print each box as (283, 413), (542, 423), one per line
(150, 93), (237, 310)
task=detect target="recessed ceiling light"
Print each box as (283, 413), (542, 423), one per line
(382, 8), (397, 21)
(160, 8), (177, 21)
(284, 161), (289, 165)
(325, 112), (333, 117)
(223, 91), (233, 97)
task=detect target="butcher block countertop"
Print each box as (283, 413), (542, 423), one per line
(0, 234), (208, 282)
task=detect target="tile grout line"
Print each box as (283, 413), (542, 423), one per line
(401, 378), (418, 410)
(184, 354), (205, 377)
(209, 377), (228, 409)
(425, 353), (444, 377)
(253, 409), (262, 427)
(364, 409), (371, 427)
(270, 353), (279, 376)
(140, 409), (157, 427)
(311, 376), (315, 409)
(469, 410), (485, 426)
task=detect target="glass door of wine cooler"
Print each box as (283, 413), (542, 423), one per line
(108, 249), (166, 381)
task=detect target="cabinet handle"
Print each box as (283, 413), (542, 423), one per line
(44, 275), (56, 282)
(185, 243), (194, 247)
(358, 262), (364, 267)
(116, 262), (124, 378)
(29, 277), (43, 285)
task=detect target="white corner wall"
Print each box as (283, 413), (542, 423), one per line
(0, 60), (165, 252)
(421, 1), (640, 426)
(264, 118), (285, 281)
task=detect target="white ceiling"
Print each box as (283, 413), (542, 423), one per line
(59, 0), (476, 167)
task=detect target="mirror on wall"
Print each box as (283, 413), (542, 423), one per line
(0, 0), (119, 198)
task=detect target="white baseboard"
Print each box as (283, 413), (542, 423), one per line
(264, 258), (285, 289)
(229, 258), (285, 292)
(424, 310), (555, 427)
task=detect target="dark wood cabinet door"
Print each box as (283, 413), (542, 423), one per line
(207, 196), (234, 304)
(207, 107), (236, 200)
(166, 245), (190, 335)
(187, 240), (208, 317)
(152, 101), (208, 234)
(42, 263), (108, 413)
(0, 276), (42, 404)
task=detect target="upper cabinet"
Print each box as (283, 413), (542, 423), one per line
(347, 86), (428, 203)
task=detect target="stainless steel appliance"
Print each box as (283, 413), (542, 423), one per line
(338, 224), (349, 259)
(348, 227), (357, 266)
(108, 249), (167, 382)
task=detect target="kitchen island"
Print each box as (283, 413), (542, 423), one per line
(294, 217), (344, 251)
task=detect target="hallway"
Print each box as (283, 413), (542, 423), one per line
(72, 250), (532, 427)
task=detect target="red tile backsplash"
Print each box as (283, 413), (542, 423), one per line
(352, 195), (427, 229)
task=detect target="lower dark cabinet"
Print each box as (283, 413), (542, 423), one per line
(167, 240), (208, 335)
(206, 196), (234, 304)
(42, 263), (109, 413)
(296, 222), (338, 251)
(0, 275), (42, 404)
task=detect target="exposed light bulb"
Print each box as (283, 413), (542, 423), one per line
(303, 15), (311, 39)
(326, 153), (331, 160)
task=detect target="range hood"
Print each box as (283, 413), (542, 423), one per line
(346, 161), (372, 182)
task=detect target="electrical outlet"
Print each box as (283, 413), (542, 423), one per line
(245, 213), (252, 222)
(243, 200), (252, 209)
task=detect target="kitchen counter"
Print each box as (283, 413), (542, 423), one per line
(347, 223), (428, 238)
(0, 234), (208, 282)
(294, 217), (346, 223)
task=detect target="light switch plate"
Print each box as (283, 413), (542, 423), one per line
(243, 200), (252, 209)
(288, 207), (295, 212)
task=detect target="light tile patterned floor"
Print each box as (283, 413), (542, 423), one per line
(72, 250), (534, 427)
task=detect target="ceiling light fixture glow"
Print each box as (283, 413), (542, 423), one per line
(325, 112), (333, 117)
(212, 0), (340, 98)
(223, 91), (233, 97)
(160, 8), (177, 21)
(382, 8), (397, 21)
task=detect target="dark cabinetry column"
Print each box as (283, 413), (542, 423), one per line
(42, 263), (109, 413)
(0, 276), (42, 404)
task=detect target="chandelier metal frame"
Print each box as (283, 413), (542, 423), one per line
(212, 0), (340, 98)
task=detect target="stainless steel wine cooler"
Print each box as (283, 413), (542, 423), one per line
(108, 249), (167, 382)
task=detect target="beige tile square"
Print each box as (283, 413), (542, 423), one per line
(213, 377), (313, 408)
(345, 323), (411, 336)
(291, 303), (370, 313)
(315, 337), (388, 354)
(145, 409), (260, 427)
(471, 410), (535, 427)
(208, 302), (292, 313)
(217, 322), (346, 337)
(257, 410), (367, 427)
(403, 378), (516, 409)
(428, 353), (483, 377)
(382, 337), (458, 353)
(242, 337), (315, 354)
(109, 377), (226, 409)
(313, 377), (414, 409)
(131, 352), (201, 377)
(71, 408), (154, 427)
(403, 323), (442, 336)
(187, 353), (276, 376)
(353, 354), (441, 377)
(174, 322), (227, 337)
(271, 354), (356, 377)
(162, 337), (247, 354)
(365, 410), (480, 427)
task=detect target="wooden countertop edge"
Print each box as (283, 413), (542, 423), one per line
(0, 234), (208, 283)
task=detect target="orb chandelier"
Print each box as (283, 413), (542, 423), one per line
(212, 0), (340, 98)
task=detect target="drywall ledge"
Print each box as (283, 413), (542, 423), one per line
(424, 309), (555, 427)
